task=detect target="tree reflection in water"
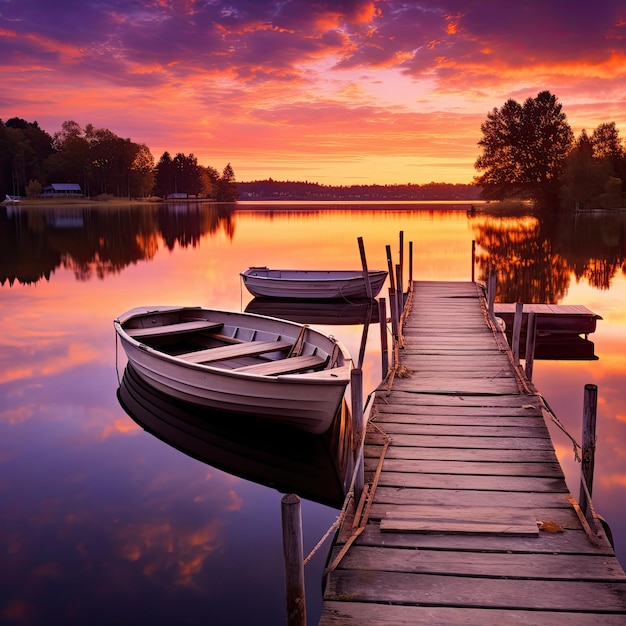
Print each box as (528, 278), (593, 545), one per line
(0, 202), (236, 286)
(470, 210), (626, 301)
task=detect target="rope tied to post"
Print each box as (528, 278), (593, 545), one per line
(536, 392), (582, 463)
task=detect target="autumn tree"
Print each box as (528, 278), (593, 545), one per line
(129, 144), (155, 198)
(475, 91), (573, 206)
(216, 163), (239, 201)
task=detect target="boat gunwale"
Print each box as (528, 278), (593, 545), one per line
(240, 268), (388, 284)
(114, 307), (352, 384)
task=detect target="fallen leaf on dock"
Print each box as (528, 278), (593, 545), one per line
(537, 520), (564, 533)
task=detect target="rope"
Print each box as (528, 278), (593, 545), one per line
(476, 286), (584, 464)
(303, 493), (352, 566)
(535, 392), (582, 463)
(323, 420), (391, 575)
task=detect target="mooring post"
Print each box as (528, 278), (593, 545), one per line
(281, 494), (306, 626)
(357, 236), (373, 300)
(395, 263), (403, 326)
(408, 241), (413, 285)
(378, 297), (389, 377)
(398, 231), (404, 296)
(471, 240), (476, 282)
(511, 302), (524, 364)
(388, 287), (398, 345)
(579, 384), (598, 518)
(524, 312), (537, 381)
(351, 368), (365, 504)
(385, 245), (395, 292)
(487, 270), (496, 322)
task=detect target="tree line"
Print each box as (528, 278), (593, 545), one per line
(0, 118), (238, 201)
(238, 180), (480, 201)
(475, 90), (626, 209)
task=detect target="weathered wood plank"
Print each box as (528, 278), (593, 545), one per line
(367, 504), (582, 528)
(376, 472), (569, 492)
(334, 545), (626, 579)
(373, 405), (544, 418)
(380, 518), (539, 536)
(324, 570), (626, 612)
(372, 486), (574, 508)
(375, 446), (560, 463)
(388, 377), (522, 394)
(376, 434), (556, 449)
(352, 523), (615, 555)
(320, 602), (626, 626)
(364, 458), (564, 477)
(379, 392), (542, 408)
(373, 423), (550, 437)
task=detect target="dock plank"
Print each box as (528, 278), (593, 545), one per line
(320, 280), (626, 624)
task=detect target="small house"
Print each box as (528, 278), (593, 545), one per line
(42, 183), (83, 198)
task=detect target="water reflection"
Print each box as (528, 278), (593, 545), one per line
(117, 363), (355, 509)
(245, 297), (380, 325)
(469, 210), (626, 300)
(0, 202), (236, 286)
(1, 203), (625, 623)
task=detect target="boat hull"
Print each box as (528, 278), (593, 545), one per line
(240, 268), (388, 299)
(114, 306), (352, 434)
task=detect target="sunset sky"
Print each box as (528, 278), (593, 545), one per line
(1, 0), (625, 185)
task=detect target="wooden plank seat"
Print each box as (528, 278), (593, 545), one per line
(177, 340), (293, 364)
(126, 320), (223, 338)
(234, 354), (328, 376)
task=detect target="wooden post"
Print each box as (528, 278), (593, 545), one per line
(511, 302), (524, 364)
(357, 236), (372, 300)
(395, 263), (403, 319)
(524, 312), (537, 381)
(408, 241), (413, 285)
(487, 270), (496, 322)
(398, 231), (404, 296)
(385, 245), (396, 293)
(378, 298), (389, 377)
(388, 287), (398, 343)
(351, 368), (364, 504)
(471, 240), (476, 282)
(579, 384), (598, 517)
(281, 494), (306, 626)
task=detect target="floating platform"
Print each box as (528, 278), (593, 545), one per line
(494, 303), (601, 335)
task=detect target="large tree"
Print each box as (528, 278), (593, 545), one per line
(0, 118), (53, 196)
(475, 91), (573, 206)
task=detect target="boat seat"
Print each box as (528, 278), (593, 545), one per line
(126, 320), (223, 338)
(234, 354), (328, 376)
(177, 340), (293, 364)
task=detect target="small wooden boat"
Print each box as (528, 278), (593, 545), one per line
(114, 305), (352, 434)
(240, 267), (388, 300)
(117, 363), (355, 507)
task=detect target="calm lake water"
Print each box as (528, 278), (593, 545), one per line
(1, 201), (625, 625)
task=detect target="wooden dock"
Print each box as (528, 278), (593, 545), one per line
(320, 281), (626, 624)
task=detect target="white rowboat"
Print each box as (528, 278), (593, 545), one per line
(114, 305), (352, 434)
(240, 267), (388, 300)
